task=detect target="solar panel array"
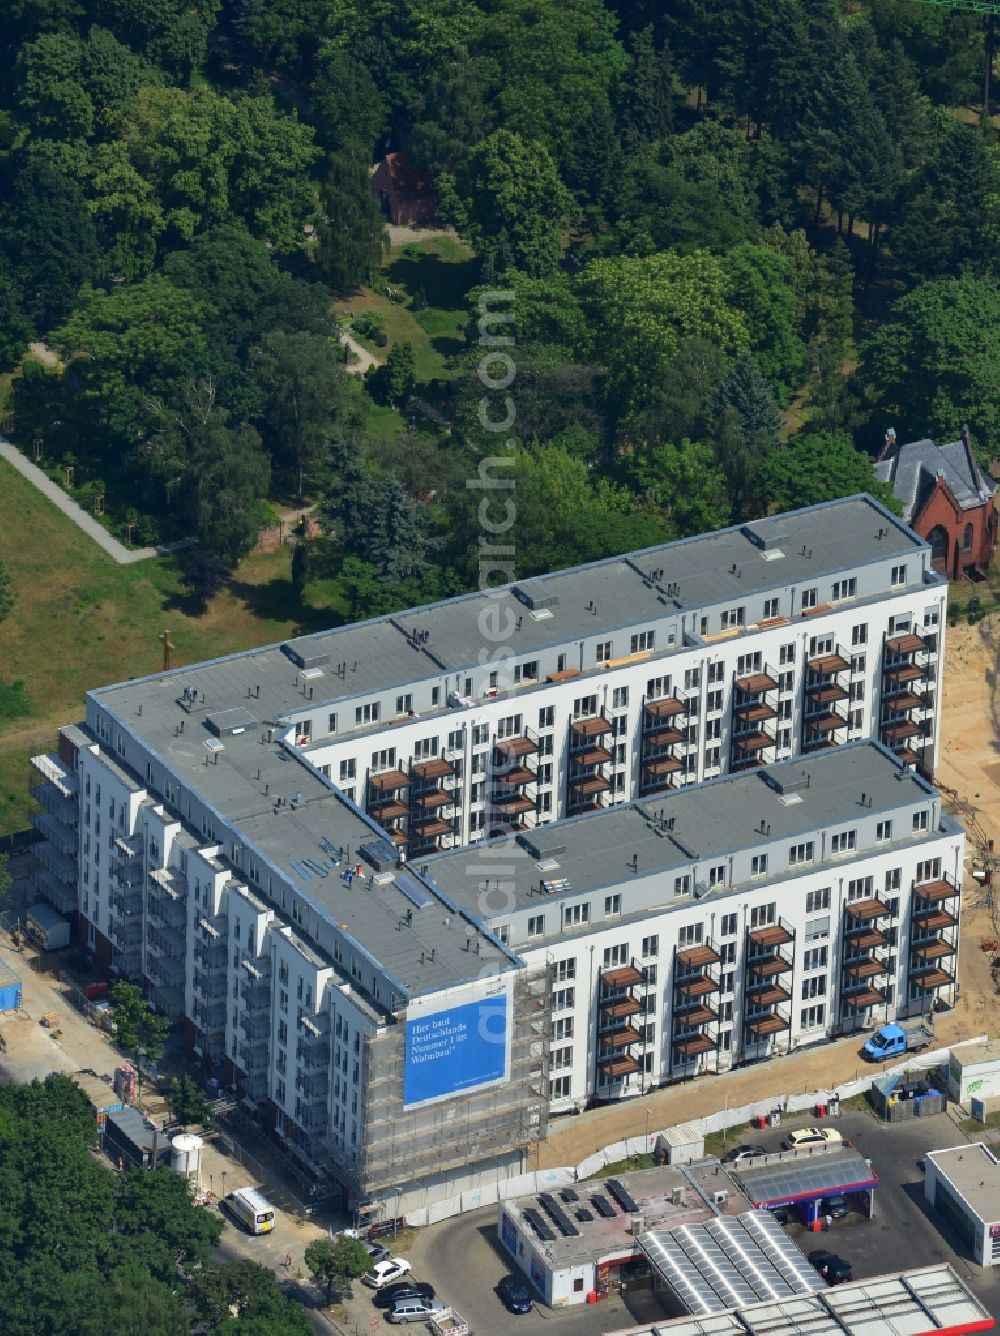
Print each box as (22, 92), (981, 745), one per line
(523, 1207), (556, 1242)
(538, 1193), (581, 1237)
(639, 1212), (825, 1316)
(607, 1178), (640, 1213)
(560, 1188), (579, 1203)
(734, 1150), (874, 1205)
(591, 1194), (616, 1219)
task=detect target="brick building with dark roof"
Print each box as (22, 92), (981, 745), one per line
(875, 426), (997, 579)
(370, 151), (438, 225)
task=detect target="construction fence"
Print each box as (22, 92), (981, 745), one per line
(402, 1034), (988, 1229)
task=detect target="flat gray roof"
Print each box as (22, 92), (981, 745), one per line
(419, 742), (946, 918)
(927, 1143), (1000, 1224)
(92, 495), (923, 734)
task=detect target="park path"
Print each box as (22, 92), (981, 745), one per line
(0, 439), (194, 565)
(338, 329), (380, 376)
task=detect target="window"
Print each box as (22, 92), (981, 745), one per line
(805, 916), (829, 942)
(513, 660), (538, 683)
(852, 623), (868, 647)
(552, 1017), (574, 1040)
(612, 686), (629, 710)
(550, 1046), (573, 1070)
(847, 875), (873, 901)
(572, 694), (598, 719)
(721, 606), (745, 629)
(553, 988), (575, 1011)
(497, 713), (522, 739)
(801, 587), (818, 610)
(779, 643), (796, 666)
(737, 651), (762, 678)
(963, 522), (974, 552)
(852, 653), (866, 675)
(704, 745), (721, 769)
(370, 747), (396, 772)
(915, 857), (941, 884)
(830, 829), (857, 855)
(555, 957), (576, 982)
(800, 1004), (826, 1030)
(849, 681), (865, 702)
(327, 712), (338, 734)
(395, 693), (412, 715)
(803, 945), (828, 971)
(912, 809), (929, 832)
(604, 894), (622, 917)
(805, 887), (830, 913)
(596, 641), (612, 664)
(684, 667), (701, 690)
(538, 706), (554, 730)
(876, 820), (893, 842)
(355, 702), (380, 726)
(646, 675), (671, 700)
(641, 934), (659, 957)
(707, 689), (723, 713)
(789, 841), (814, 866)
(549, 1076), (571, 1100)
(708, 661), (725, 684)
(631, 630), (655, 654)
(801, 975), (827, 1000)
(414, 736), (439, 759)
(719, 941), (736, 965)
(720, 912), (738, 937)
(832, 578), (857, 601)
(678, 923), (703, 947)
(763, 597), (780, 619)
(891, 564), (906, 587)
(708, 864), (726, 888)
(563, 903), (590, 928)
(538, 734), (554, 756)
(538, 762), (553, 785)
(527, 914), (545, 937)
(751, 853), (768, 878)
(471, 724), (489, 747)
(674, 874), (691, 895)
(750, 902), (776, 928)
(885, 867), (901, 893)
(706, 718), (721, 740)
(603, 943), (628, 967)
(496, 924), (510, 945)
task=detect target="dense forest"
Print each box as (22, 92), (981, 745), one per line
(2, 0), (999, 615)
(0, 1074), (312, 1335)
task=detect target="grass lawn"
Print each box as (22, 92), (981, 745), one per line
(337, 232), (476, 383)
(0, 457), (348, 836)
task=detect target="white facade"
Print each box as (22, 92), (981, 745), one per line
(23, 497), (961, 1206)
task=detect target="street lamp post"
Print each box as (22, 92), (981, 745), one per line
(644, 1107), (652, 1160)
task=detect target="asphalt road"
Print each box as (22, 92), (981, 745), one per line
(383, 1106), (1000, 1334)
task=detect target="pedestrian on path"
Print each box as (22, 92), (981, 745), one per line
(284, 1253), (292, 1271)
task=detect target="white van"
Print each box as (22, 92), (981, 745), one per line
(225, 1187), (276, 1234)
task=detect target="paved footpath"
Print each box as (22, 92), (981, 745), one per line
(0, 439), (194, 565)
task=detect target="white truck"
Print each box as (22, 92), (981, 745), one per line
(429, 1308), (472, 1336)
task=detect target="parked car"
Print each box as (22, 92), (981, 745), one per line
(497, 1276), (533, 1314)
(782, 1127), (844, 1151)
(722, 1143), (767, 1165)
(365, 1241), (391, 1264)
(386, 1296), (446, 1324)
(822, 1194), (850, 1220)
(808, 1250), (853, 1285)
(374, 1282), (436, 1310)
(362, 1258), (412, 1289)
(768, 1205), (790, 1227)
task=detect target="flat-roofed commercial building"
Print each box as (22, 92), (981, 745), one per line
(23, 497), (960, 1208)
(925, 1144), (1000, 1267)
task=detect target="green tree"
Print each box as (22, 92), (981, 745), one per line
(112, 1168), (222, 1279)
(166, 1073), (215, 1128)
(765, 430), (900, 513)
(181, 548), (227, 606)
(367, 477), (435, 582)
(187, 1259), (310, 1332)
(227, 95), (318, 253)
(721, 243), (804, 400)
(0, 853), (12, 907)
(440, 129), (577, 277)
(304, 1236), (370, 1306)
(579, 250), (749, 420)
(708, 355), (782, 521)
(291, 539), (310, 599)
(620, 25), (674, 153)
(109, 981), (169, 1089)
(315, 151), (388, 294)
(256, 329), (356, 501)
(384, 339), (416, 405)
(860, 272), (1000, 456)
(622, 438), (729, 537)
(89, 141), (165, 281)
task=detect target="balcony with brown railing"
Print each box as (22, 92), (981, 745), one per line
(881, 632), (935, 765)
(802, 646), (851, 753)
(409, 756), (457, 853)
(908, 873), (959, 995)
(598, 958), (647, 1082)
(730, 666), (779, 771)
(568, 720), (613, 815)
(366, 768), (410, 845)
(743, 918), (794, 1048)
(671, 940), (721, 1073)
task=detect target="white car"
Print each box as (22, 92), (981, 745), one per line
(782, 1127), (844, 1151)
(363, 1258), (412, 1289)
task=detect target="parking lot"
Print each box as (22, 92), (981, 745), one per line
(338, 1107), (1000, 1334)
